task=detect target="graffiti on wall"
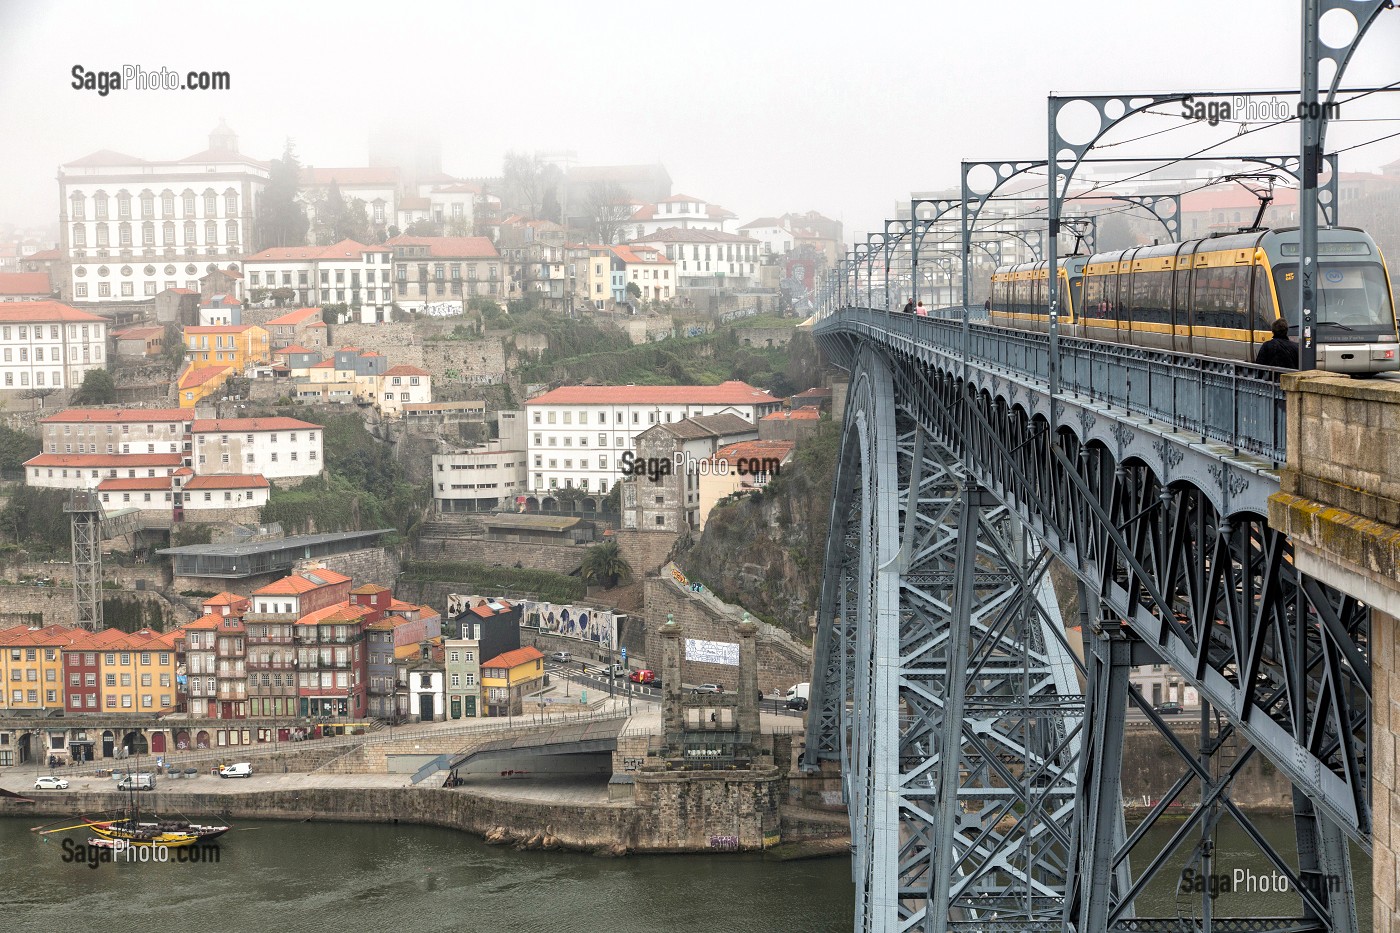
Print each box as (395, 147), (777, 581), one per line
(522, 600), (621, 650)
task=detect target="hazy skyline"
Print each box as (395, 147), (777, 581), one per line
(2, 0), (1398, 244)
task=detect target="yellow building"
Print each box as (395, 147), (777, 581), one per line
(177, 363), (234, 408)
(480, 646), (544, 717)
(96, 629), (179, 713)
(183, 324), (271, 371)
(0, 624), (75, 712)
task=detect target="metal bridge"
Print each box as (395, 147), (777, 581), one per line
(800, 4), (1394, 929)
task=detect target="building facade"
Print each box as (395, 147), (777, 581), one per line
(242, 240), (394, 324)
(384, 235), (504, 314)
(0, 301), (107, 392)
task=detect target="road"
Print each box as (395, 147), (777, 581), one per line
(544, 663), (805, 717)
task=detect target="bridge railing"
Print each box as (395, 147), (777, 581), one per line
(822, 307), (1288, 463)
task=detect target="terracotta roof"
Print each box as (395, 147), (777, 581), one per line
(114, 326), (165, 340)
(265, 307), (323, 326)
(482, 646), (544, 670)
(184, 325), (262, 335)
(762, 408), (820, 421)
(527, 380), (777, 407)
(0, 300), (106, 324)
(97, 476), (172, 491)
(309, 359), (336, 369)
(306, 321), (327, 327)
(25, 452), (182, 468)
(252, 575), (319, 596)
(739, 217), (784, 229)
(709, 440), (796, 467)
(178, 365), (232, 390)
(274, 344), (313, 355)
(610, 245), (672, 265)
(382, 364), (430, 377)
(203, 592), (249, 607)
(62, 149), (146, 168)
(295, 602), (371, 626)
(0, 272), (53, 295)
(183, 474), (270, 490)
(163, 287), (195, 295)
(201, 294), (242, 306)
(303, 167), (400, 186)
(42, 408), (187, 424)
(350, 583), (389, 595)
(24, 248), (62, 261)
(192, 417), (321, 432)
(630, 228), (757, 245)
(383, 235), (500, 259)
(243, 239), (388, 263)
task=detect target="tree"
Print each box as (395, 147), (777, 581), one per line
(0, 486), (70, 553)
(625, 281), (642, 301)
(581, 540), (632, 589)
(309, 180), (374, 245)
(404, 219), (437, 237)
(255, 140), (310, 249)
(0, 424), (39, 474)
(503, 151), (546, 219)
(585, 181), (633, 245)
(70, 368), (116, 405)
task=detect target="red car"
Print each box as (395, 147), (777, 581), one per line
(629, 668), (656, 684)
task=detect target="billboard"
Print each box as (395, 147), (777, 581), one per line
(523, 600), (621, 650)
(685, 637), (739, 667)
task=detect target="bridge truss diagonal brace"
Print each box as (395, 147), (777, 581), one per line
(809, 347), (1088, 933)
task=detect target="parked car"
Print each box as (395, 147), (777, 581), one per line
(692, 683), (723, 695)
(785, 696), (810, 712)
(549, 651), (572, 663)
(607, 664), (627, 678)
(1154, 701), (1184, 715)
(34, 775), (68, 790)
(219, 762), (253, 779)
(117, 773), (155, 791)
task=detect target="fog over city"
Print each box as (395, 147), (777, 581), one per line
(2, 0), (1398, 243)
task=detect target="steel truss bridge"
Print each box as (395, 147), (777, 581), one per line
(805, 306), (1369, 933)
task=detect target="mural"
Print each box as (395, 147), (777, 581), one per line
(522, 600), (621, 649)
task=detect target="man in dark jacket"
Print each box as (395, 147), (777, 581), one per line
(1255, 318), (1299, 368)
(901, 299), (914, 314)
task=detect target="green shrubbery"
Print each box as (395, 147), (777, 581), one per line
(401, 559), (585, 603)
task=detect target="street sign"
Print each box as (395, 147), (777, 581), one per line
(621, 647), (627, 664)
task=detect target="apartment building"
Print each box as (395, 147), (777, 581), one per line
(0, 301), (107, 392)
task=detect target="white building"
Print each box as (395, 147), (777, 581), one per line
(628, 228), (762, 288)
(190, 417), (323, 483)
(624, 194), (736, 240)
(385, 236), (505, 314)
(0, 301), (108, 392)
(58, 122), (267, 303)
(523, 381), (782, 497)
(181, 473), (271, 511)
(38, 407), (189, 458)
(377, 365), (432, 418)
(242, 239), (394, 324)
(737, 217), (796, 258)
(25, 452), (184, 490)
(431, 441), (527, 513)
(301, 166), (400, 233)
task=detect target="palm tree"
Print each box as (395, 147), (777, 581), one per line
(581, 540), (632, 588)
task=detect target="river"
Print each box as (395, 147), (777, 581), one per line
(1, 814), (1371, 931)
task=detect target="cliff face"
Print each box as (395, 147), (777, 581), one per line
(674, 421), (838, 641)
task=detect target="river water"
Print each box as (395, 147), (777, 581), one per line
(1, 814), (1371, 932)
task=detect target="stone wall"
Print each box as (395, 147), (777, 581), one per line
(735, 326), (794, 348)
(422, 339), (508, 386)
(0, 584), (75, 626)
(303, 547), (401, 590)
(632, 767), (783, 850)
(1375, 609), (1399, 933)
(329, 322), (425, 366)
(414, 534), (586, 575)
(613, 529), (679, 579)
(641, 573), (811, 696)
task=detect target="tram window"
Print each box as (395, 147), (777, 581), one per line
(1196, 266), (1248, 331)
(1172, 268), (1192, 328)
(1251, 266), (1274, 330)
(1082, 274), (1102, 318)
(1133, 270), (1170, 324)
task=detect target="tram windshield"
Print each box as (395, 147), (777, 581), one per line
(1273, 263), (1397, 334)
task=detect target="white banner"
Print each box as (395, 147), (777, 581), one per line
(685, 637), (739, 667)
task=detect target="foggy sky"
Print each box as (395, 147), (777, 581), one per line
(1, 0), (1398, 244)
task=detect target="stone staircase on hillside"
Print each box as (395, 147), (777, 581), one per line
(419, 517), (487, 538)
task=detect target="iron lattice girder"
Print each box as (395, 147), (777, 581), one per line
(807, 347), (1086, 932)
(816, 313), (1370, 851)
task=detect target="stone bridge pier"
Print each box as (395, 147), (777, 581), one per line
(1269, 372), (1400, 933)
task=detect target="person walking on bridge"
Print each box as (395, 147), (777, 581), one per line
(1255, 318), (1299, 369)
(915, 301), (928, 317)
(901, 298), (914, 314)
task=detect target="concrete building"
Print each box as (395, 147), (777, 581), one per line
(177, 363), (234, 408)
(183, 323), (270, 370)
(736, 217), (796, 258)
(0, 272), (55, 302)
(113, 325), (165, 358)
(407, 642), (446, 722)
(444, 636), (481, 719)
(262, 306), (325, 350)
(628, 228), (761, 289)
(480, 645), (544, 717)
(694, 439), (795, 529)
(377, 364), (432, 418)
(0, 301), (107, 393)
(624, 194), (736, 240)
(198, 293), (242, 326)
(384, 235), (504, 314)
(190, 416), (323, 483)
(757, 407), (822, 442)
(242, 240), (394, 323)
(524, 382), (781, 497)
(58, 122), (267, 304)
(300, 166), (400, 233)
(620, 414), (760, 533)
(431, 441), (527, 512)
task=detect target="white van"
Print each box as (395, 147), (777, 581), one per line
(785, 682), (810, 702)
(117, 773), (155, 791)
(219, 762), (253, 779)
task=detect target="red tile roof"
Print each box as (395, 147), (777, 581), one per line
(192, 417), (321, 433)
(42, 408), (187, 424)
(25, 452), (183, 468)
(114, 326), (165, 340)
(274, 344), (313, 355)
(243, 239), (388, 263)
(610, 245), (672, 265)
(178, 365), (232, 390)
(482, 646), (544, 670)
(350, 583), (390, 595)
(0, 300), (106, 323)
(762, 408), (820, 421)
(710, 440), (796, 466)
(295, 602), (372, 626)
(183, 474), (270, 490)
(383, 235), (500, 259)
(265, 307), (323, 326)
(0, 272), (53, 295)
(203, 592), (249, 608)
(24, 248), (62, 261)
(382, 364), (431, 377)
(527, 380), (777, 407)
(97, 477), (172, 491)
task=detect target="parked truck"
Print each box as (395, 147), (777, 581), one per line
(785, 682), (810, 702)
